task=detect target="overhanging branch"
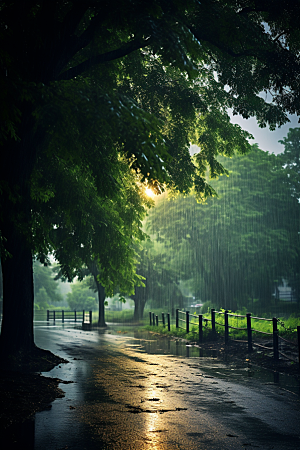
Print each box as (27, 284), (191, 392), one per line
(57, 36), (154, 81)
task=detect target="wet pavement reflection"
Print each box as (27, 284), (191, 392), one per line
(12, 323), (300, 449)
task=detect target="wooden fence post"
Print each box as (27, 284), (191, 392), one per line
(149, 312), (152, 326)
(273, 318), (279, 361)
(167, 313), (171, 331)
(47, 310), (49, 321)
(224, 310), (229, 345)
(62, 310), (64, 323)
(89, 311), (92, 324)
(74, 310), (77, 322)
(247, 313), (252, 352)
(156, 315), (159, 326)
(176, 309), (179, 328)
(162, 313), (165, 327)
(211, 309), (215, 335)
(53, 310), (55, 322)
(186, 311), (189, 334)
(199, 314), (203, 344)
(82, 310), (85, 323)
(152, 312), (155, 326)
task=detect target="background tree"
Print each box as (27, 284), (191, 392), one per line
(278, 128), (300, 302)
(33, 261), (63, 310)
(146, 144), (300, 313)
(129, 238), (184, 321)
(66, 278), (97, 312)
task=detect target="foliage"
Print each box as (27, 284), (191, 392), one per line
(66, 278), (97, 311)
(279, 128), (300, 200)
(129, 237), (186, 319)
(145, 144), (300, 311)
(33, 261), (62, 310)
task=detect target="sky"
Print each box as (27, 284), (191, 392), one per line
(229, 112), (300, 155)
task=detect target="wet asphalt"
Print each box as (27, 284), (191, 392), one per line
(18, 324), (300, 449)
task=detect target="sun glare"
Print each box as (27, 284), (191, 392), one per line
(145, 187), (155, 198)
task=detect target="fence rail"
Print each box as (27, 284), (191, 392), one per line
(46, 310), (92, 325)
(149, 308), (300, 367)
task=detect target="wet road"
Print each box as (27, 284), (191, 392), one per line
(31, 324), (300, 449)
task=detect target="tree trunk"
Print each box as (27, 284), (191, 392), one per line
(97, 282), (107, 327)
(0, 215), (35, 360)
(133, 298), (146, 322)
(88, 261), (107, 327)
(0, 104), (45, 362)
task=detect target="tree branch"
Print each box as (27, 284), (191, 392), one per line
(57, 36), (154, 80)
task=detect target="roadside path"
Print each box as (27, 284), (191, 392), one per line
(32, 325), (300, 450)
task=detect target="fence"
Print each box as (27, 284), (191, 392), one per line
(149, 308), (300, 365)
(46, 310), (92, 325)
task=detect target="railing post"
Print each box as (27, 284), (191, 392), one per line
(186, 311), (189, 334)
(83, 310), (85, 323)
(273, 318), (279, 361)
(176, 309), (179, 328)
(198, 314), (203, 344)
(247, 313), (252, 352)
(149, 312), (152, 326)
(297, 326), (300, 370)
(162, 313), (165, 327)
(224, 310), (229, 345)
(211, 309), (215, 335)
(47, 310), (49, 321)
(74, 310), (77, 322)
(62, 310), (64, 323)
(167, 313), (171, 332)
(53, 310), (55, 322)
(89, 311), (92, 324)
(155, 315), (159, 326)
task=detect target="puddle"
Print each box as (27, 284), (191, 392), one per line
(118, 329), (300, 397)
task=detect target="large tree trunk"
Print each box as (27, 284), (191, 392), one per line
(0, 212), (35, 360)
(0, 104), (44, 363)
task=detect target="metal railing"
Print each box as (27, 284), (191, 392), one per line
(46, 309), (92, 325)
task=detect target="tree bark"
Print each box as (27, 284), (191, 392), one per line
(88, 261), (107, 327)
(133, 297), (146, 322)
(0, 211), (35, 359)
(0, 103), (44, 362)
(97, 282), (107, 327)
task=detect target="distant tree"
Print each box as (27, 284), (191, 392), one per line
(130, 238), (185, 320)
(146, 145), (300, 311)
(278, 128), (300, 301)
(66, 278), (97, 312)
(33, 261), (62, 309)
(279, 128), (300, 200)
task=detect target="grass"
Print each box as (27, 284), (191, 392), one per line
(34, 306), (300, 343)
(146, 309), (300, 343)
